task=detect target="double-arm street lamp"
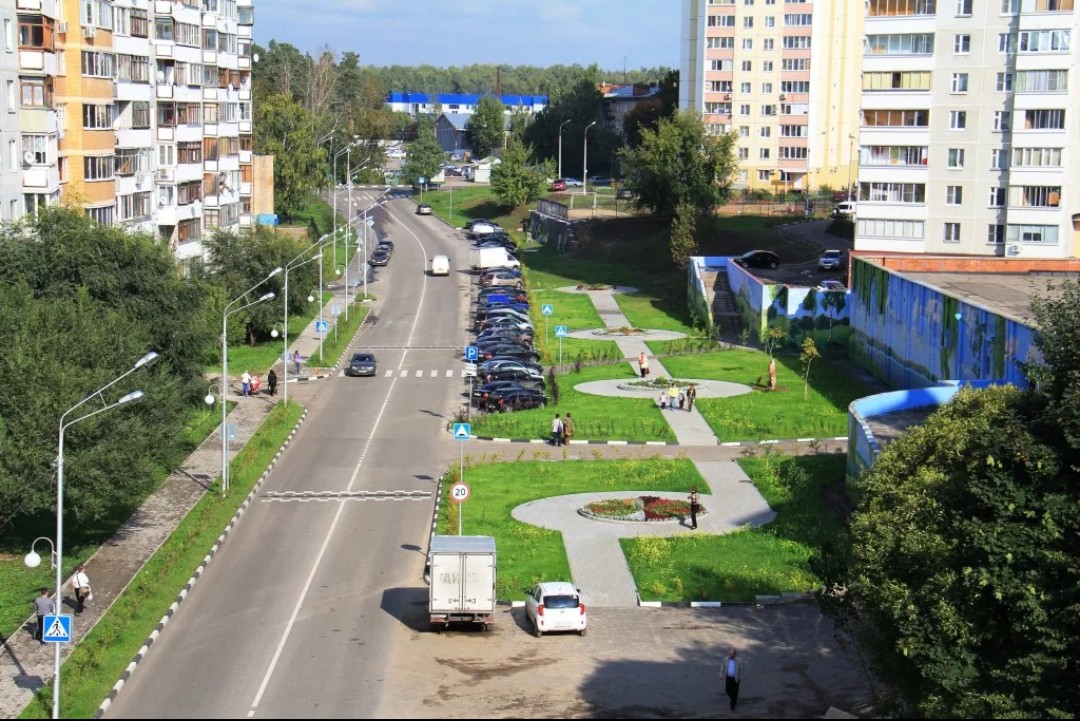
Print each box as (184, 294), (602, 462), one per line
(583, 121), (597, 195)
(558, 119), (571, 180)
(282, 248), (324, 404)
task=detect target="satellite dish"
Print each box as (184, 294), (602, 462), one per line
(156, 70), (166, 83)
(22, 151), (36, 165)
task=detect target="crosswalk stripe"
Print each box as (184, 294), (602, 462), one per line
(414, 370), (423, 378)
(400, 370), (409, 377)
(445, 369), (453, 378)
(431, 370), (439, 377)
(384, 370), (393, 378)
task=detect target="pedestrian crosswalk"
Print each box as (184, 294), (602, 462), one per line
(338, 368), (477, 379)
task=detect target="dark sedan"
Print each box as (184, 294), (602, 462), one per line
(479, 347), (542, 363)
(345, 352), (377, 377)
(376, 239), (394, 256)
(493, 388), (547, 412)
(368, 248), (391, 266)
(733, 250), (780, 270)
(471, 380), (545, 405)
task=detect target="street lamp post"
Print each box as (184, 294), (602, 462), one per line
(583, 121), (597, 195)
(50, 352), (156, 719)
(282, 250), (323, 404)
(558, 119), (571, 180)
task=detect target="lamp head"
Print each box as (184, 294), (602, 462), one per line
(118, 390), (144, 405)
(205, 393), (216, 406)
(270, 327), (279, 338)
(134, 351), (160, 369)
(307, 294), (315, 303)
(268, 267), (284, 279)
(24, 551), (41, 569)
(259, 291), (276, 302)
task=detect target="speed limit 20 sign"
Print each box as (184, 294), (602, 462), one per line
(450, 482), (470, 503)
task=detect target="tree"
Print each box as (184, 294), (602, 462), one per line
(759, 325), (785, 357)
(491, 137), (552, 208)
(670, 201), (697, 269)
(254, 93), (325, 220)
(401, 117), (445, 186)
(466, 96), (506, 158)
(622, 69), (679, 149)
(799, 337), (820, 400)
(523, 77), (621, 175)
(621, 111), (739, 219)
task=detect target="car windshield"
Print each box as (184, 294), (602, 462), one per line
(543, 594), (580, 609)
(352, 354), (374, 362)
(822, 251), (840, 259)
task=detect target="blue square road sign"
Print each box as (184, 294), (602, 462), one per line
(42, 614), (72, 644)
(541, 304), (554, 316)
(464, 346), (479, 361)
(555, 325), (569, 337)
(452, 422), (471, 440)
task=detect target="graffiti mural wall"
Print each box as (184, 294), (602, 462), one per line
(768, 285), (852, 349)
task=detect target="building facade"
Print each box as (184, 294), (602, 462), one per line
(0, 2), (24, 219)
(855, 0), (1080, 258)
(680, 0), (862, 193)
(14, 0), (63, 219)
(386, 92), (547, 118)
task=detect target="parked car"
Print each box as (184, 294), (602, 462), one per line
(479, 359), (542, 376)
(494, 388), (547, 412)
(832, 190), (851, 203)
(525, 582), (587, 637)
(472, 381), (539, 405)
(587, 175), (610, 187)
(550, 179), (568, 191)
(477, 332), (534, 349)
(480, 346), (541, 363)
(478, 288), (528, 303)
(733, 250), (780, 270)
(833, 201), (856, 218)
(345, 352), (377, 377)
(368, 248), (391, 266)
(480, 266), (522, 280)
(562, 177), (583, 187)
(480, 270), (524, 288)
(817, 249), (845, 271)
(818, 279), (847, 291)
(416, 203), (433, 215)
(616, 188), (634, 200)
(465, 218), (491, 230)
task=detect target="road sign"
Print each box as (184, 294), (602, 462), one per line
(450, 482), (471, 503)
(464, 345), (479, 361)
(42, 614), (72, 644)
(315, 320), (329, 333)
(463, 363), (478, 377)
(452, 422), (471, 440)
(331, 303), (342, 316)
(541, 304), (554, 316)
(555, 325), (568, 337)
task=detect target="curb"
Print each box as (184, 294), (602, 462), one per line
(465, 435), (847, 447)
(95, 409), (310, 719)
(635, 593), (816, 608)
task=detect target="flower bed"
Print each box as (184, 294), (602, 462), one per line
(625, 377), (696, 389)
(598, 326), (647, 336)
(580, 496), (699, 523)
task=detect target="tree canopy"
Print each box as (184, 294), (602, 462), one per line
(490, 137), (553, 209)
(253, 93), (326, 220)
(522, 78), (622, 176)
(466, 96), (506, 159)
(401, 117), (446, 186)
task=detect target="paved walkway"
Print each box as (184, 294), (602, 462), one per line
(511, 461), (775, 607)
(0, 287), (359, 718)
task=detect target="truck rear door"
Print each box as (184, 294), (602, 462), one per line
(430, 554), (462, 611)
(461, 553), (495, 612)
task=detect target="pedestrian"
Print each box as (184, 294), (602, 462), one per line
(678, 391), (686, 410)
(658, 391), (667, 410)
(722, 647), (745, 711)
(241, 370), (251, 396)
(293, 350), (303, 376)
(688, 486), (700, 530)
(73, 565), (91, 614)
(267, 369), (278, 397)
(686, 383), (697, 412)
(638, 351), (650, 378)
(33, 588), (54, 645)
(667, 383), (679, 411)
(563, 413), (574, 442)
(551, 413), (564, 447)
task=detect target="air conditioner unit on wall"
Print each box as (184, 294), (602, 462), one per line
(1007, 244), (1021, 256)
(57, 22), (68, 34)
(82, 25), (95, 39)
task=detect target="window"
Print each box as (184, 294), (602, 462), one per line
(949, 111), (967, 129)
(1024, 109), (1065, 129)
(951, 73), (969, 93)
(943, 223), (961, 243)
(22, 135), (48, 164)
(1015, 70), (1068, 92)
(178, 141), (202, 164)
(989, 187), (1007, 206)
(763, 61), (773, 72)
(858, 182), (927, 203)
(761, 83), (773, 93)
(132, 101), (150, 129)
(1011, 147), (1062, 167)
(782, 36), (811, 49)
(704, 102), (732, 115)
(82, 0), (114, 29)
(759, 148), (770, 159)
(862, 71), (932, 90)
(947, 148), (965, 168)
(780, 125), (809, 138)
(175, 23), (200, 47)
(866, 0), (937, 16)
(990, 148), (1009, 168)
(8, 140), (16, 170)
(988, 224), (1005, 245)
(82, 104), (113, 129)
(707, 15), (736, 27)
(784, 13), (813, 25)
(20, 77), (52, 108)
(946, 186), (963, 204)
(178, 181), (202, 205)
(739, 126), (750, 137)
(865, 34), (935, 55)
(741, 60), (752, 71)
(117, 192), (151, 221)
(710, 59), (734, 71)
(176, 102), (199, 124)
(857, 218), (925, 240)
(780, 102), (810, 115)
(954, 34), (971, 54)
(862, 109), (930, 127)
(114, 148), (151, 176)
(761, 104), (776, 115)
(86, 205), (114, 225)
(780, 81), (811, 93)
(117, 55), (151, 83)
(993, 111), (1011, 131)
(1008, 185), (1061, 207)
(779, 147), (808, 159)
(81, 51), (115, 78)
(707, 37), (734, 49)
(758, 170), (772, 181)
(760, 127), (771, 138)
(738, 147), (749, 160)
(158, 185), (175, 207)
(999, 34), (1017, 54)
(1002, 0), (1075, 11)
(157, 102), (176, 127)
(177, 218), (201, 243)
(1007, 224), (1058, 244)
(763, 38), (774, 50)
(203, 137), (219, 161)
(743, 17), (754, 28)
(203, 209), (218, 229)
(740, 82), (751, 93)
(18, 14), (54, 49)
(707, 81), (732, 93)
(83, 155), (114, 181)
(860, 146), (929, 165)
(996, 73), (1013, 91)
(781, 58), (811, 71)
(739, 103), (750, 114)
(4, 19), (12, 52)
(159, 144), (176, 166)
(1017, 30), (1071, 53)
(131, 8), (148, 37)
(956, 0), (973, 13)
(764, 16), (775, 26)
(155, 18), (173, 42)
(738, 169), (748, 181)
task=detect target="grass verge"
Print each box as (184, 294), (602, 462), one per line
(660, 349), (879, 441)
(438, 459), (704, 599)
(526, 285), (621, 363)
(307, 303), (370, 368)
(624, 454), (848, 602)
(470, 363), (674, 442)
(19, 401), (305, 719)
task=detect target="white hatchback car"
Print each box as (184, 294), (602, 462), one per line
(525, 582), (587, 637)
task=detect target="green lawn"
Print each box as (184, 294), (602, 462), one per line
(438, 459), (704, 599)
(308, 303), (370, 367)
(526, 284), (621, 363)
(422, 186), (531, 244)
(660, 349), (878, 441)
(287, 197), (336, 237)
(614, 292), (698, 335)
(624, 454), (848, 602)
(20, 402), (306, 719)
(470, 363), (674, 442)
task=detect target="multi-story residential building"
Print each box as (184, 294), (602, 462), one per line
(601, 83), (662, 142)
(14, 0), (62, 219)
(680, 0), (863, 193)
(0, 2), (23, 220)
(855, 0), (1079, 258)
(386, 92), (548, 118)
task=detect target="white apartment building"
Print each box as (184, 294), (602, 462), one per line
(856, 0), (1080, 258)
(14, 0), (62, 220)
(0, 2), (25, 220)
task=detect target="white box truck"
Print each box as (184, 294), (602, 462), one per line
(469, 246), (520, 271)
(426, 535), (497, 630)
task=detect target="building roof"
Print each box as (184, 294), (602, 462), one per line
(439, 112), (470, 131)
(603, 85), (662, 100)
(387, 92), (547, 107)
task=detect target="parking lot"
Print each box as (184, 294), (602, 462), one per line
(378, 602), (872, 718)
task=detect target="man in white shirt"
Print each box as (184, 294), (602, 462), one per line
(241, 370), (252, 397)
(722, 647), (744, 711)
(551, 414), (564, 447)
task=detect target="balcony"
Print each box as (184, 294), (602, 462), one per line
(156, 84), (174, 99)
(18, 49), (57, 75)
(239, 149), (252, 163)
(156, 167), (175, 183)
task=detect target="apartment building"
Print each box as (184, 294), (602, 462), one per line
(13, 0), (62, 219)
(0, 3), (23, 219)
(680, 0), (863, 193)
(856, 0), (1080, 258)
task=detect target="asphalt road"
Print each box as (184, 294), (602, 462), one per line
(105, 191), (471, 718)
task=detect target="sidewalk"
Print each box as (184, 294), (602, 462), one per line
(0, 292), (348, 719)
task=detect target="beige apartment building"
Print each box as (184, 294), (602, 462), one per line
(680, 0), (863, 194)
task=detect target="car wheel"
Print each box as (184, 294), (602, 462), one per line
(534, 620), (543, 638)
(769, 261), (779, 269)
(579, 627), (587, 637)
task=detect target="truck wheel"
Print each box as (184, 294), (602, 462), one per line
(579, 627), (587, 637)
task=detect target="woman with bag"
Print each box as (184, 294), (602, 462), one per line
(73, 565), (92, 614)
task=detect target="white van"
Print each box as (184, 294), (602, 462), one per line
(430, 254), (450, 276)
(833, 201), (856, 218)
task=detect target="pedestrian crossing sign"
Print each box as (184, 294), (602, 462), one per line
(452, 422), (471, 440)
(541, 304), (554, 316)
(43, 614), (72, 643)
(555, 325), (568, 337)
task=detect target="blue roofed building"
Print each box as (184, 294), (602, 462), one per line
(386, 92), (547, 117)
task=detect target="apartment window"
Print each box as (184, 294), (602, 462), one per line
(947, 148), (965, 167)
(158, 185), (175, 207)
(765, 16), (775, 26)
(155, 18), (173, 41)
(866, 0), (937, 16)
(954, 34), (971, 54)
(956, 0), (973, 13)
(178, 141), (202, 164)
(779, 147), (808, 159)
(18, 14), (54, 49)
(176, 23), (200, 47)
(1017, 30), (1071, 53)
(20, 77), (52, 108)
(762, 83), (773, 94)
(157, 102), (176, 127)
(862, 109), (929, 127)
(758, 170), (772, 181)
(760, 127), (771, 138)
(1002, 0), (1075, 11)
(710, 59), (734, 71)
(946, 186), (963, 205)
(781, 59), (811, 71)
(86, 205), (114, 225)
(1009, 185), (1061, 207)
(738, 147), (749, 160)
(780, 125), (808, 138)
(742, 38), (753, 51)
(865, 34), (935, 55)
(22, 135), (48, 164)
(1024, 109), (1065, 129)
(743, 17), (754, 28)
(943, 223), (961, 243)
(857, 218), (925, 240)
(239, 135), (252, 151)
(780, 81), (811, 94)
(1015, 70), (1068, 92)
(131, 9), (148, 38)
(117, 55), (151, 83)
(707, 81), (733, 93)
(999, 34), (1017, 54)
(117, 192), (152, 221)
(707, 15), (736, 27)
(1007, 224), (1058, 244)
(81, 51), (115, 78)
(84, 155), (114, 181)
(988, 187), (1006, 206)
(990, 148), (1009, 169)
(740, 82), (751, 93)
(763, 39), (774, 50)
(9, 140), (17, 170)
(1011, 147), (1062, 167)
(951, 73), (969, 93)
(783, 36), (811, 49)
(115, 148), (151, 176)
(203, 137), (219, 161)
(178, 181), (202, 205)
(780, 102), (809, 115)
(705, 102), (732, 114)
(860, 145), (929, 165)
(176, 102), (199, 124)
(177, 218), (201, 243)
(987, 224), (1005, 245)
(949, 111), (967, 129)
(858, 182), (927, 203)
(862, 71), (932, 90)
(82, 104), (113, 130)
(762, 104), (776, 116)
(741, 61), (752, 71)
(159, 144), (176, 166)
(784, 13), (813, 25)
(707, 37), (734, 49)
(739, 126), (750, 137)
(739, 104), (750, 114)
(763, 61), (773, 72)
(82, 0), (114, 29)
(131, 101), (150, 129)
(993, 111), (1011, 131)
(6, 80), (14, 110)
(56, 157), (64, 182)
(4, 19), (12, 52)
(996, 73), (1013, 91)
(203, 103), (219, 123)
(204, 209), (219, 229)
(738, 169), (749, 181)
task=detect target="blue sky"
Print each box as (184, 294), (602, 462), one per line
(254, 0), (678, 70)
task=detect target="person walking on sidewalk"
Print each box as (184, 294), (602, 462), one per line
(722, 647), (745, 711)
(551, 414), (564, 447)
(73, 565), (91, 614)
(678, 391), (686, 411)
(658, 391), (667, 410)
(688, 487), (700, 530)
(667, 383), (679, 411)
(563, 413), (574, 443)
(33, 588), (54, 645)
(293, 350), (304, 376)
(267, 369), (278, 396)
(241, 370), (251, 397)
(686, 383), (697, 412)
(638, 351), (650, 378)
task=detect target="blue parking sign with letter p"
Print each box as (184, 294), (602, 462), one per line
(464, 346), (479, 361)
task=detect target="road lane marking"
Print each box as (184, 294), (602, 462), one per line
(414, 369), (423, 377)
(445, 369), (453, 378)
(399, 369), (408, 377)
(384, 370), (392, 377)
